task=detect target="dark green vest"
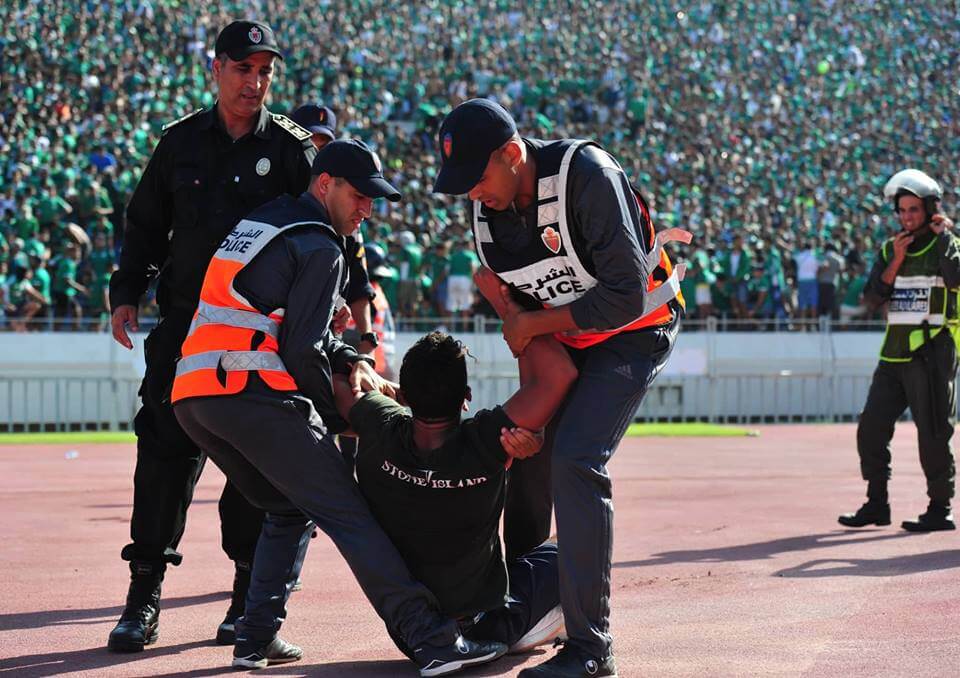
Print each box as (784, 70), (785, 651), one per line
(880, 234), (960, 362)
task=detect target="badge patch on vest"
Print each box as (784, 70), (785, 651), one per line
(541, 226), (561, 254)
(890, 286), (930, 314)
(256, 158), (271, 176)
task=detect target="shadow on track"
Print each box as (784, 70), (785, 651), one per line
(613, 530), (917, 568)
(774, 549), (960, 578)
(0, 591), (228, 632)
(0, 639), (212, 676)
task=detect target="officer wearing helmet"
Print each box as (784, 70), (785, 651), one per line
(839, 169), (960, 532)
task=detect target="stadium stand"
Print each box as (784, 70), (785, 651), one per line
(1, 1), (957, 328)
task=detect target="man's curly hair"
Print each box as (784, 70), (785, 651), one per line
(399, 331), (469, 420)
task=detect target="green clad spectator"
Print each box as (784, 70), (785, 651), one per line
(376, 258), (400, 313)
(52, 241), (88, 329)
(75, 177), (113, 229)
(744, 262), (773, 320)
(446, 238), (479, 317)
(839, 261), (869, 325)
(690, 248), (717, 317)
(7, 267), (46, 332)
(424, 240), (451, 316)
(14, 203), (40, 241)
(396, 231), (423, 316)
(86, 231), (116, 327)
(716, 235), (752, 317)
(28, 252), (52, 313)
(712, 273), (733, 319)
(35, 185), (73, 230)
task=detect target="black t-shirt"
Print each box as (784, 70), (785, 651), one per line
(349, 392), (513, 618)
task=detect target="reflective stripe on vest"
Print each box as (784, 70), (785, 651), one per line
(189, 300), (281, 338)
(474, 140), (688, 349)
(176, 350), (288, 376)
(172, 217), (337, 402)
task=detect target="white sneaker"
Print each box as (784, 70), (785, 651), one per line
(509, 605), (565, 654)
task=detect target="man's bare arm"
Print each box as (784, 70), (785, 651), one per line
(474, 268), (578, 431)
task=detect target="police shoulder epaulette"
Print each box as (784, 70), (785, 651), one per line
(272, 113), (313, 141)
(161, 109), (205, 135)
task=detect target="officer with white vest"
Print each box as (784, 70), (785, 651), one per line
(433, 98), (690, 678)
(840, 169), (960, 532)
(171, 139), (507, 674)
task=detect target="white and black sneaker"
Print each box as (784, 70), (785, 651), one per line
(414, 635), (507, 676)
(232, 636), (303, 670)
(509, 604), (566, 654)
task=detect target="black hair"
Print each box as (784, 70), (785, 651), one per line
(399, 331), (469, 420)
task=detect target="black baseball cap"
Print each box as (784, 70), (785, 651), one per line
(291, 104), (337, 140)
(433, 98), (517, 195)
(215, 21), (283, 61)
(312, 139), (401, 202)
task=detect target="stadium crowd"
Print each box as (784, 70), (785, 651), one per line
(1, 0), (957, 329)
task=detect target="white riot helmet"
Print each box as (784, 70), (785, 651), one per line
(883, 169), (943, 216)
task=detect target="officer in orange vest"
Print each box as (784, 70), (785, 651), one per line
(172, 139), (506, 674)
(434, 99), (689, 678)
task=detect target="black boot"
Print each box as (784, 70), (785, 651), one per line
(518, 640), (618, 677)
(216, 561), (251, 645)
(107, 561), (163, 652)
(838, 501), (891, 527)
(902, 502), (955, 532)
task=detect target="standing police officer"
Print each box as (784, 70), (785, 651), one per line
(107, 20), (315, 652)
(434, 99), (688, 678)
(840, 170), (960, 532)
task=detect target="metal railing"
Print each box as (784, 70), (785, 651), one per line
(0, 315), (891, 334)
(0, 376), (141, 432)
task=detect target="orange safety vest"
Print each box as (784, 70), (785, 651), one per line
(556, 193), (688, 349)
(171, 217), (336, 402)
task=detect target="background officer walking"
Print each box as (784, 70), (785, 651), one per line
(107, 20), (315, 651)
(839, 169), (960, 532)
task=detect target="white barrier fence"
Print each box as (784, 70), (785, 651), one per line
(0, 324), (922, 431)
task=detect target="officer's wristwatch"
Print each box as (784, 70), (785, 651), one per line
(359, 332), (380, 348)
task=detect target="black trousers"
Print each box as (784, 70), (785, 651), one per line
(389, 542), (561, 660)
(174, 393), (458, 649)
(857, 330), (958, 505)
(122, 314), (263, 569)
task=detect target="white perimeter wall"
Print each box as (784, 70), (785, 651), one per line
(0, 330), (888, 427)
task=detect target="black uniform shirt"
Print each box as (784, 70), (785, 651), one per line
(349, 392), (514, 618)
(110, 105), (315, 316)
(345, 234), (375, 305)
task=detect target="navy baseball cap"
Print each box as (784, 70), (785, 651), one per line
(312, 139), (401, 202)
(290, 104), (337, 140)
(215, 21), (283, 61)
(433, 98), (517, 195)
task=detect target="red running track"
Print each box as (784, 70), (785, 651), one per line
(1, 424), (959, 677)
